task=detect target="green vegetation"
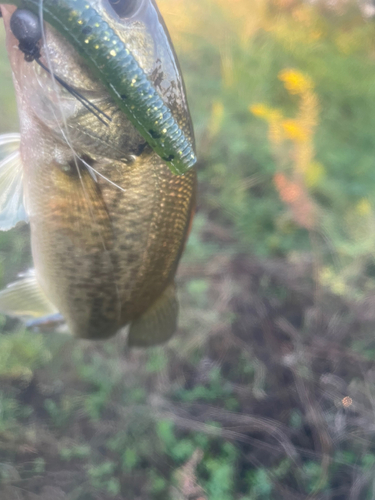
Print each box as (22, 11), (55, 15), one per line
(2, 0), (375, 498)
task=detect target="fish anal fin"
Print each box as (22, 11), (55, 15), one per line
(128, 283), (179, 348)
(0, 270), (58, 320)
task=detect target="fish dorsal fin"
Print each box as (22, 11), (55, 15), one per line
(128, 283), (179, 347)
(0, 269), (58, 320)
(0, 133), (28, 230)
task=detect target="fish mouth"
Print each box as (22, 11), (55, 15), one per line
(1, 0), (196, 174)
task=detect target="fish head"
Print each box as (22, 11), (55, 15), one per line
(0, 0), (194, 161)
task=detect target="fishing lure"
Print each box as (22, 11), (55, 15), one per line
(10, 8), (112, 126)
(6, 0), (197, 175)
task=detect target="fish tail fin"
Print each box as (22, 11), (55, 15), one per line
(0, 133), (28, 230)
(127, 282), (179, 347)
(0, 269), (58, 320)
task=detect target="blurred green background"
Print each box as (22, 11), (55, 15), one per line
(2, 0), (375, 498)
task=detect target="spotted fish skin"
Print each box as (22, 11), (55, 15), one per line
(0, 0), (196, 342)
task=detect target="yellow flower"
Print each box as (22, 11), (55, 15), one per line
(282, 119), (308, 142)
(278, 69), (313, 95)
(250, 103), (283, 123)
(249, 103), (271, 118)
(356, 198), (372, 216)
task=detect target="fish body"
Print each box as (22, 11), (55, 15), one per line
(0, 0), (196, 344)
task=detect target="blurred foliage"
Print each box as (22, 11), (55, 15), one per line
(2, 0), (375, 499)
(160, 0), (375, 297)
(0, 28), (17, 134)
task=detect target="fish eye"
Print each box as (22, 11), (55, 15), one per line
(107, 0), (139, 18)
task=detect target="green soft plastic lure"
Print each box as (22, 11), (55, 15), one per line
(6, 0), (196, 175)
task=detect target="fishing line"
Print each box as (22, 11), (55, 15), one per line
(79, 157), (126, 192)
(35, 59), (111, 126)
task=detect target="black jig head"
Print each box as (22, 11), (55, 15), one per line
(10, 9), (42, 62)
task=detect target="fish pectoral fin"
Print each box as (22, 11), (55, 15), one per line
(0, 269), (58, 320)
(0, 133), (28, 230)
(128, 283), (179, 348)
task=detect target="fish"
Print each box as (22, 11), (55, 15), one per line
(0, 0), (196, 346)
